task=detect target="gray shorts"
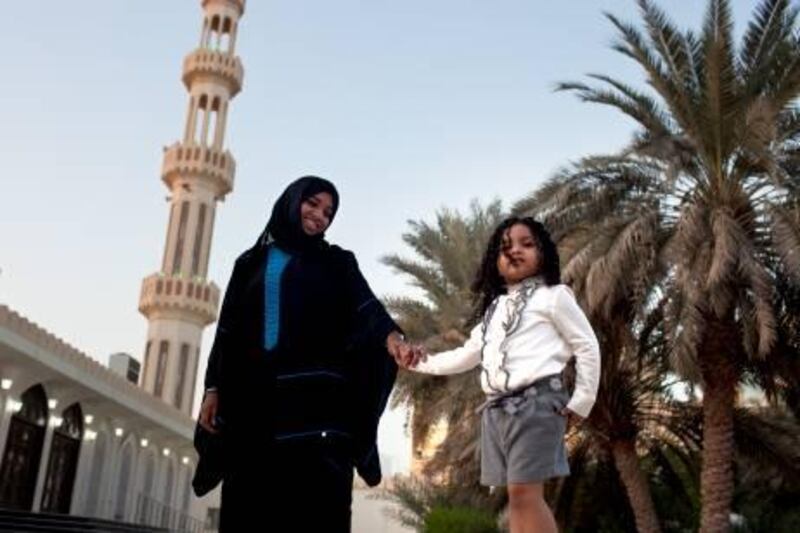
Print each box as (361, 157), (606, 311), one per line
(480, 374), (570, 486)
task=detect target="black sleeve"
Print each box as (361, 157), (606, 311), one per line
(204, 258), (245, 391)
(338, 249), (400, 486)
(340, 250), (401, 350)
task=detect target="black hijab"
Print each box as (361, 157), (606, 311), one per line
(258, 176), (340, 254)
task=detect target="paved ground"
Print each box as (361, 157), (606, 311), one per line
(352, 489), (414, 533)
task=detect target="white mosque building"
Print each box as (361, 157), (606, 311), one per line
(0, 0), (245, 530)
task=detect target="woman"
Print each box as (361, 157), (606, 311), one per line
(195, 176), (415, 532)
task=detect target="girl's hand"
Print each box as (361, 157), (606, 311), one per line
(560, 407), (582, 430)
(386, 332), (426, 368)
(404, 343), (427, 368)
(199, 390), (220, 434)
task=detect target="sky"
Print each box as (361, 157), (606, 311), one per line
(0, 0), (757, 474)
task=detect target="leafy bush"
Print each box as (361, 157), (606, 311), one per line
(424, 505), (499, 533)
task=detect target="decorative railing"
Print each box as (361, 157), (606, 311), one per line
(135, 493), (205, 533)
(161, 143), (236, 197)
(139, 274), (220, 326)
(182, 49), (243, 96)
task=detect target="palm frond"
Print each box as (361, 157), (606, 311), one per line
(740, 0), (795, 77)
(771, 206), (800, 283)
(699, 0), (741, 174)
(637, 0), (699, 112)
(738, 252), (778, 358)
(706, 208), (741, 314)
(605, 12), (700, 140)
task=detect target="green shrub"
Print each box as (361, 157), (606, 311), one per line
(423, 505), (499, 533)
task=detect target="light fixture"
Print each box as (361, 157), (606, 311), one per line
(84, 414), (94, 425)
(140, 438), (149, 448)
(114, 427), (124, 437)
(85, 430), (98, 441)
(48, 399), (58, 410)
(52, 416), (63, 427)
(162, 448), (171, 457)
(0, 379), (12, 390)
(6, 399), (23, 413)
(182, 456), (190, 465)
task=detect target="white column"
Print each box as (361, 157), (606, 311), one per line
(123, 443), (141, 522)
(183, 97), (196, 144)
(70, 434), (96, 515)
(229, 22), (239, 54)
(0, 393), (13, 463)
(31, 418), (57, 512)
(213, 100), (228, 149)
(200, 204), (216, 279)
(162, 200), (182, 274)
(101, 428), (125, 519)
(215, 26), (223, 50)
(200, 19), (208, 48)
(199, 105), (211, 147)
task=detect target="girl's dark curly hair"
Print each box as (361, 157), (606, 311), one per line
(471, 217), (561, 322)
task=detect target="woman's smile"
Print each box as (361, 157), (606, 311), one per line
(302, 215), (324, 233)
(299, 191), (334, 236)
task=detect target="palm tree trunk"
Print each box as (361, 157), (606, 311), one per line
(699, 351), (738, 533)
(611, 440), (662, 533)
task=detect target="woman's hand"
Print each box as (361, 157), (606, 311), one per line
(199, 390), (220, 434)
(386, 332), (426, 368)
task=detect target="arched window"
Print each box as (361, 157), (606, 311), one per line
(0, 385), (49, 510)
(174, 344), (191, 410)
(18, 384), (48, 425)
(142, 340), (152, 387)
(171, 201), (190, 275)
(191, 204), (208, 277)
(59, 403), (83, 440)
(40, 403), (84, 513)
(154, 341), (170, 398)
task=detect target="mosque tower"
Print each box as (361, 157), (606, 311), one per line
(138, 0), (245, 415)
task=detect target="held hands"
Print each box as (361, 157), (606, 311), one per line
(198, 390), (220, 434)
(199, 333), (425, 433)
(386, 331), (426, 369)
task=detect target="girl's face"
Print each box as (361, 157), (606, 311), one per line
(497, 223), (541, 284)
(300, 192), (334, 236)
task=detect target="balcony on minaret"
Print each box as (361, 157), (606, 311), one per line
(138, 273), (220, 326)
(182, 49), (244, 97)
(162, 143), (236, 198)
(202, 0), (245, 15)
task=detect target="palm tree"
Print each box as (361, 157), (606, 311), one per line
(384, 199), (700, 532)
(515, 1), (800, 529)
(382, 200), (505, 487)
(558, 311), (698, 533)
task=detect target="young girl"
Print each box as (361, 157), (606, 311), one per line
(408, 216), (600, 533)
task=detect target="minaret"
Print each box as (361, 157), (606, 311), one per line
(138, 0), (245, 416)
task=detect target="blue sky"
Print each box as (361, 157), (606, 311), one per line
(0, 0), (758, 472)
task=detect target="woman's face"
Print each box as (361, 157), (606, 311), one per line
(496, 223), (541, 284)
(300, 192), (334, 236)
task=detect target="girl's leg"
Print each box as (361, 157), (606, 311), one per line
(507, 483), (557, 533)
